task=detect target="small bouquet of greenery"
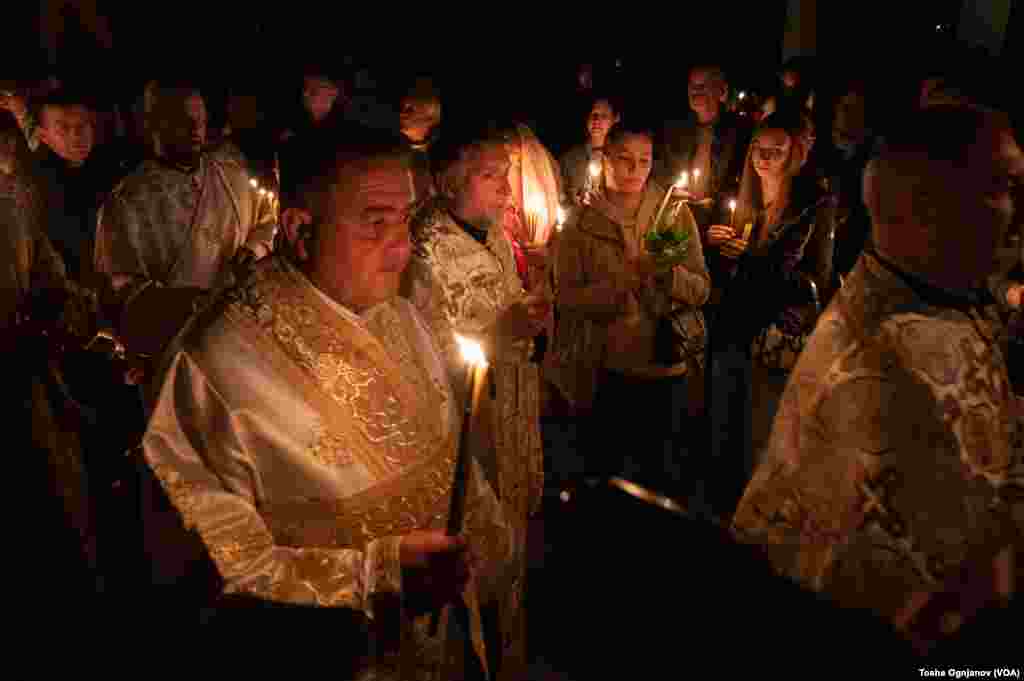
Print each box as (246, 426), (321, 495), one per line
(644, 212), (691, 271)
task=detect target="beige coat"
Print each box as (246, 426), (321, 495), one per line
(548, 183), (711, 412)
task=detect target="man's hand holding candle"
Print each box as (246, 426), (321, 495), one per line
(401, 530), (474, 616)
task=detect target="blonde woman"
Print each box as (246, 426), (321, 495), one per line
(705, 108), (835, 513)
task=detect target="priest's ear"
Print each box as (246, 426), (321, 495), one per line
(280, 207), (316, 262)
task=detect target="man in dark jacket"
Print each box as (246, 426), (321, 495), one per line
(31, 88), (119, 283)
(656, 64), (752, 232)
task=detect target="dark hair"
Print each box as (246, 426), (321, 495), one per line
(302, 123), (411, 220)
(398, 75), (441, 104)
(0, 109), (20, 138)
(605, 123), (654, 149)
(689, 64), (727, 85)
(34, 87), (98, 123)
(587, 93), (619, 116)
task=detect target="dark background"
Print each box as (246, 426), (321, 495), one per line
(6, 2), (1022, 154)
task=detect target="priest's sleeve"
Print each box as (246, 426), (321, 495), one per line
(142, 349), (406, 655)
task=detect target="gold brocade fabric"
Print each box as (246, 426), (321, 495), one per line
(407, 201), (544, 680)
(95, 150), (277, 291)
(731, 253), (1024, 649)
(144, 258), (512, 680)
(225, 262), (450, 484)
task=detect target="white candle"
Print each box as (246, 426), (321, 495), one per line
(653, 172), (689, 229)
(729, 198), (737, 229)
(586, 159), (602, 196)
(525, 194), (548, 244)
(431, 333), (489, 634)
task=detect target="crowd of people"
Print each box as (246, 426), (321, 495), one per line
(2, 49), (1022, 675)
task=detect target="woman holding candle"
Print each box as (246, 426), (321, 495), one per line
(704, 109), (836, 515)
(559, 96), (621, 206)
(550, 124), (710, 497)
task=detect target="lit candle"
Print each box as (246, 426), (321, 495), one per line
(585, 158), (602, 197)
(450, 334), (488, 533)
(556, 206), (567, 232)
(729, 198), (737, 229)
(525, 194), (548, 245)
(653, 172), (689, 230)
(738, 91), (746, 101)
(432, 334), (489, 634)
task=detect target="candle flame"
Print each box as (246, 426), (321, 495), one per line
(250, 178), (259, 188)
(676, 171), (689, 188)
(556, 206), (567, 231)
(267, 191), (275, 200)
(693, 168), (700, 181)
(454, 334), (487, 367)
(526, 194), (548, 227)
(588, 160), (601, 178)
(738, 91), (746, 100)
(259, 188), (268, 196)
(729, 199), (737, 212)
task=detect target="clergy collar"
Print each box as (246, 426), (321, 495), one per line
(448, 209), (491, 246)
(868, 250), (995, 311)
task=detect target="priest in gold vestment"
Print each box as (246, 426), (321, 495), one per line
(731, 108), (1024, 655)
(406, 128), (548, 680)
(94, 83), (277, 362)
(142, 133), (512, 679)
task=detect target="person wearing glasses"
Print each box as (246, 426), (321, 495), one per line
(704, 108), (835, 515)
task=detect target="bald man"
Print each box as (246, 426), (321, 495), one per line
(731, 106), (1024, 655)
(95, 83), (277, 359)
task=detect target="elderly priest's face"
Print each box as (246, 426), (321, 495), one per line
(312, 157), (416, 312)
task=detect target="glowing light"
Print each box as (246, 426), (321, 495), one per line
(676, 171), (689, 189)
(454, 334), (487, 367)
(588, 160), (601, 178)
(249, 178), (259, 188)
(738, 91), (746, 100)
(729, 199), (737, 213)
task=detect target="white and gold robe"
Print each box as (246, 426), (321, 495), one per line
(143, 257), (512, 680)
(406, 200), (544, 680)
(95, 149), (277, 291)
